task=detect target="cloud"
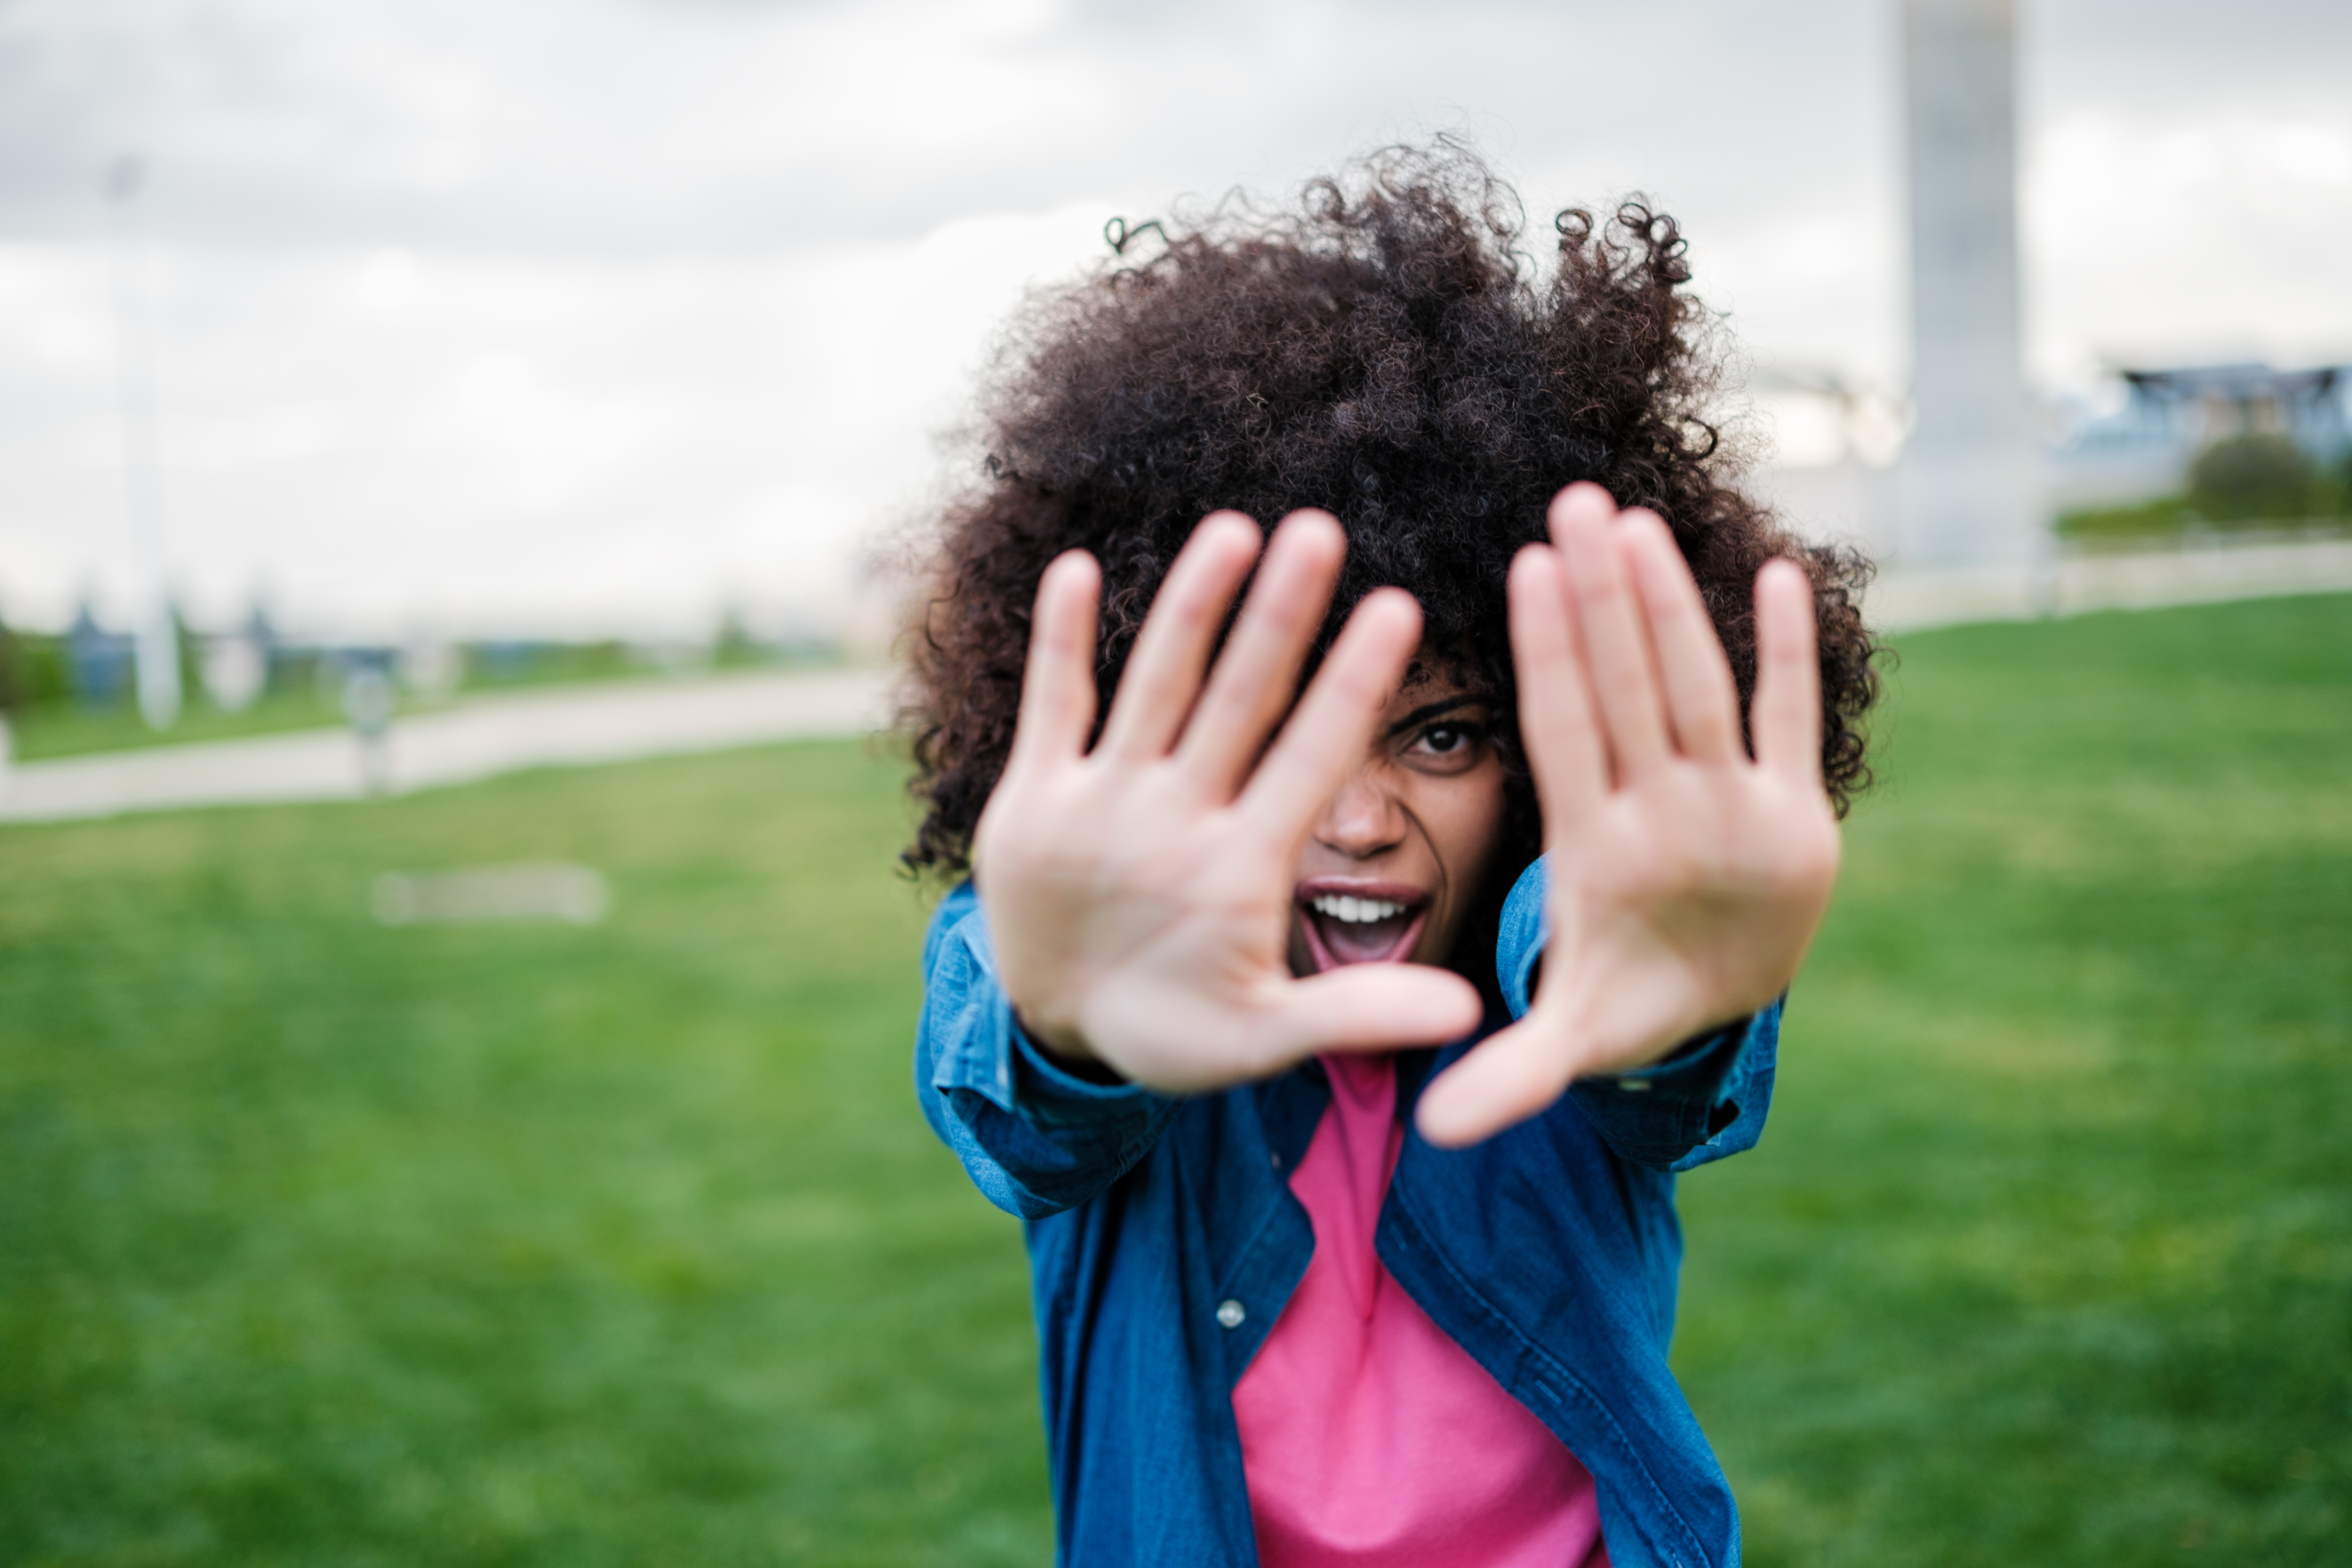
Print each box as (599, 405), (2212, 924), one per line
(0, 0), (1900, 249)
(0, 0), (2346, 632)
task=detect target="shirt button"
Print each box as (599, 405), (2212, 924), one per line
(1216, 1299), (1246, 1329)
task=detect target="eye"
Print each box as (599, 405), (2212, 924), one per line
(1402, 718), (1487, 772)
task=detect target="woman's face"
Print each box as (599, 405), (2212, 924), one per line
(1287, 663), (1511, 981)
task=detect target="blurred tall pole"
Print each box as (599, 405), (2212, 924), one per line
(105, 155), (181, 730)
(1900, 0), (2043, 571)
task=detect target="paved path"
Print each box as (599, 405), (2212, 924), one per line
(1866, 535), (2352, 631)
(4, 536), (2348, 826)
(0, 666), (896, 825)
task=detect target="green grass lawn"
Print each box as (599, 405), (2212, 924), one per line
(0, 741), (1046, 1566)
(1678, 593), (2351, 1564)
(6, 687), (359, 764)
(2, 595), (2347, 1564)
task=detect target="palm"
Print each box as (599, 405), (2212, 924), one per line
(1543, 764), (1836, 1066)
(973, 512), (1483, 1093)
(1416, 486), (1841, 1146)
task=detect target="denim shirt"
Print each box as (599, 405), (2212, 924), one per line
(914, 858), (1781, 1568)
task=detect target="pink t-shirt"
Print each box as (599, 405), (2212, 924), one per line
(1233, 1053), (1609, 1568)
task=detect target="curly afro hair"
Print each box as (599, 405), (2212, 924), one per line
(903, 141), (1879, 892)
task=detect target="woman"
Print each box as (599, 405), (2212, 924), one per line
(904, 143), (1879, 1567)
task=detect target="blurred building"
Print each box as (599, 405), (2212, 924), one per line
(2049, 363), (2352, 513)
(67, 603), (135, 707)
(1747, 368), (1906, 560)
(398, 638), (464, 702)
(197, 634), (266, 712)
(1764, 362), (2352, 552)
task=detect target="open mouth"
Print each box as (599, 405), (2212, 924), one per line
(1295, 881), (1430, 973)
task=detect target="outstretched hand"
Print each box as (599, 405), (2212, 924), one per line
(973, 510), (1485, 1094)
(1414, 483), (1842, 1147)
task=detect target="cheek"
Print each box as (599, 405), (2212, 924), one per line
(1424, 763), (1511, 907)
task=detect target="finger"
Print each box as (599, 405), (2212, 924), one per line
(1412, 1014), (1583, 1147)
(1177, 510), (1347, 796)
(1236, 587), (1421, 831)
(1620, 511), (1743, 764)
(1752, 558), (1824, 787)
(1247, 963), (1485, 1073)
(1095, 512), (1263, 761)
(1548, 484), (1671, 778)
(1507, 544), (1607, 822)
(1006, 550), (1102, 771)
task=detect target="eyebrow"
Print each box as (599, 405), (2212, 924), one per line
(1382, 693), (1493, 740)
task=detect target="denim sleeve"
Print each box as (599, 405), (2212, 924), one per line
(914, 882), (1183, 1219)
(1495, 856), (1782, 1173)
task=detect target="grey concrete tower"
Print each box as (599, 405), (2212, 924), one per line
(1900, 0), (2041, 568)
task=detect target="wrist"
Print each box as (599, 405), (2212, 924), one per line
(1010, 1005), (1125, 1085)
(1538, 975), (1719, 1079)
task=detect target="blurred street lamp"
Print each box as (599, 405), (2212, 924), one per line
(340, 656), (396, 796)
(104, 155), (181, 730)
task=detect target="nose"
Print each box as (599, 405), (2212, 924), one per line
(1312, 767), (1407, 860)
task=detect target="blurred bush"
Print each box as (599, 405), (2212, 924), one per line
(0, 621), (24, 714)
(2058, 436), (2352, 543)
(0, 621), (70, 715)
(2188, 432), (2324, 522)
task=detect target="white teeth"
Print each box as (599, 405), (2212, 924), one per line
(1310, 894), (1408, 923)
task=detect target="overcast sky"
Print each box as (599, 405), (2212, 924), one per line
(2, 0), (2348, 637)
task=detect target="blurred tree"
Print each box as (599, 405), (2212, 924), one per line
(0, 616), (25, 712)
(714, 605), (761, 669)
(246, 603), (287, 694)
(172, 600), (200, 710)
(22, 633), (69, 708)
(2187, 433), (2317, 523)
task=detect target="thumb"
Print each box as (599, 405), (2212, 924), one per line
(1251, 964), (1484, 1073)
(1413, 1009), (1583, 1147)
